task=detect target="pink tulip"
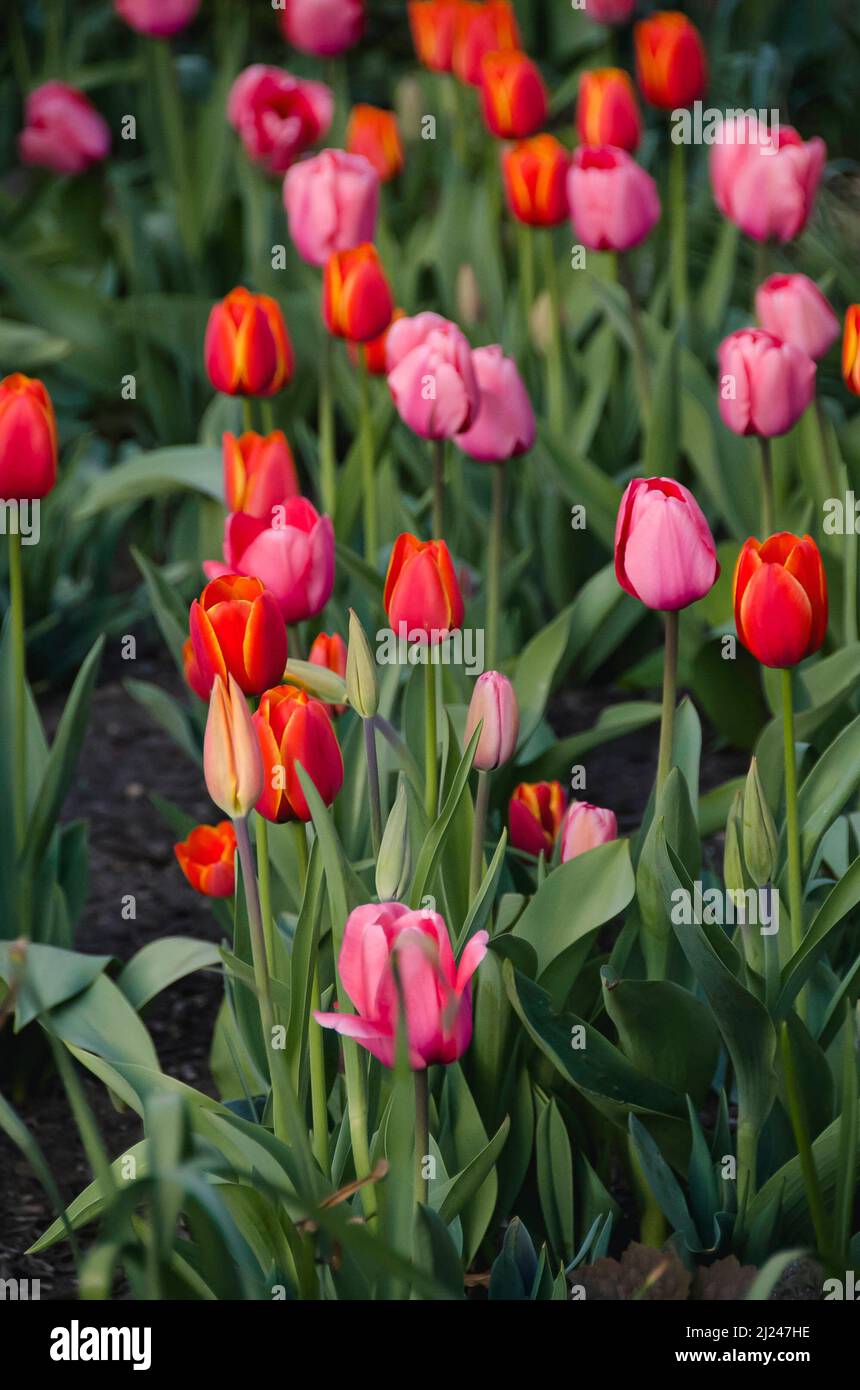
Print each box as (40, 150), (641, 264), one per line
(615, 477), (719, 612)
(567, 145), (660, 252)
(18, 82), (110, 176)
(280, 0), (364, 57)
(560, 801), (618, 862)
(717, 328), (816, 438)
(386, 314), (480, 440)
(205, 497), (334, 624)
(755, 273), (839, 363)
(114, 0), (199, 35)
(464, 670), (519, 771)
(586, 0), (636, 23)
(227, 66), (333, 175)
(455, 346), (535, 462)
(283, 148), (379, 267)
(710, 120), (826, 245)
(314, 902), (488, 1069)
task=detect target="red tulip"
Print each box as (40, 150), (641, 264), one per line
(348, 308), (405, 376)
(408, 0), (458, 72)
(734, 533), (828, 669)
(182, 637), (210, 702)
(0, 374), (58, 500)
(204, 287), (294, 397)
(308, 630), (348, 716)
(174, 821), (236, 898)
(453, 1), (519, 85)
(189, 574), (288, 698)
(576, 68), (642, 154)
(323, 244), (394, 343)
(223, 430), (300, 517)
(384, 533), (464, 641)
(346, 105), (404, 183)
(509, 781), (566, 857)
(227, 65), (333, 175)
(634, 10), (707, 110)
(480, 50), (548, 140)
(253, 684), (344, 823)
(502, 134), (570, 227)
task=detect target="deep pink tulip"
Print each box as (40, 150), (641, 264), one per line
(455, 346), (535, 462)
(386, 314), (480, 440)
(114, 0), (199, 35)
(18, 82), (110, 176)
(227, 66), (333, 175)
(560, 801), (618, 862)
(205, 497), (334, 624)
(755, 273), (839, 363)
(283, 148), (379, 267)
(717, 328), (816, 438)
(615, 477), (719, 612)
(280, 0), (364, 57)
(464, 670), (519, 771)
(567, 145), (660, 252)
(586, 0), (636, 23)
(710, 120), (826, 245)
(314, 902), (488, 1069)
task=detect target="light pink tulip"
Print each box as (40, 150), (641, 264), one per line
(204, 674), (264, 820)
(710, 120), (826, 245)
(18, 82), (110, 176)
(465, 670), (520, 771)
(114, 0), (199, 36)
(586, 0), (637, 24)
(567, 144), (660, 252)
(717, 328), (816, 437)
(227, 66), (333, 175)
(455, 346), (535, 462)
(280, 0), (364, 57)
(283, 148), (379, 267)
(615, 477), (719, 612)
(205, 497), (334, 624)
(314, 902), (488, 1069)
(755, 273), (839, 363)
(386, 314), (480, 440)
(560, 801), (618, 862)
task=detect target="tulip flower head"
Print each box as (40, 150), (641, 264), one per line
(174, 821), (237, 898)
(455, 346), (535, 462)
(227, 66), (333, 175)
(189, 574), (288, 698)
(314, 902), (488, 1068)
(509, 781), (566, 857)
(634, 10), (707, 110)
(567, 145), (660, 252)
(253, 684), (344, 822)
(204, 674), (265, 820)
(283, 148), (380, 267)
(223, 430), (300, 517)
(323, 244), (394, 342)
(384, 533), (465, 642)
(309, 631), (348, 716)
(182, 637), (210, 702)
(19, 82), (111, 176)
(586, 0), (637, 23)
(755, 274), (840, 363)
(386, 313), (480, 440)
(734, 533), (828, 669)
(204, 288), (294, 397)
(843, 306), (860, 396)
(576, 68), (642, 154)
(615, 477), (719, 612)
(464, 671), (520, 771)
(717, 328), (816, 438)
(348, 308), (405, 376)
(208, 498), (335, 625)
(710, 121), (825, 245)
(115, 0), (199, 36)
(279, 0), (364, 56)
(560, 801), (618, 862)
(346, 105), (404, 182)
(502, 135), (570, 227)
(408, 0), (459, 72)
(453, 1), (520, 85)
(0, 373), (58, 501)
(479, 51), (549, 141)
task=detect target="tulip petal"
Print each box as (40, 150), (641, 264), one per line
(738, 563), (813, 668)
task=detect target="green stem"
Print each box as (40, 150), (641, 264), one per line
(364, 716), (382, 856)
(781, 669), (804, 961)
(542, 229), (565, 437)
(469, 770), (491, 902)
(309, 963), (330, 1177)
(414, 1068), (430, 1205)
(517, 221), (535, 342)
(257, 816), (275, 986)
(759, 436), (774, 536)
(149, 39), (198, 260)
(485, 462), (505, 671)
(242, 397), (255, 433)
(359, 358), (377, 563)
(424, 660), (438, 822)
(655, 610), (679, 803)
(753, 238), (770, 299)
(617, 254), (652, 435)
(668, 138), (688, 329)
(9, 532), (26, 859)
(780, 1022), (830, 1259)
(431, 438), (445, 538)
(736, 1116), (757, 1218)
(319, 335), (336, 518)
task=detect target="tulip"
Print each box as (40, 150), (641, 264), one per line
(408, 0), (458, 72)
(223, 430), (299, 518)
(346, 105), (404, 183)
(464, 671), (519, 771)
(314, 902), (488, 1068)
(734, 532), (827, 670)
(479, 51), (548, 141)
(843, 306), (860, 396)
(755, 274), (840, 363)
(717, 329), (816, 439)
(279, 0), (364, 56)
(585, 0), (636, 22)
(182, 636), (210, 702)
(189, 574), (288, 698)
(18, 82), (110, 176)
(226, 66), (333, 176)
(455, 346), (535, 462)
(576, 68), (642, 154)
(0, 374), (58, 500)
(567, 145), (660, 253)
(376, 783), (412, 902)
(323, 244), (394, 343)
(386, 313), (480, 439)
(453, 2), (519, 85)
(253, 684), (344, 822)
(502, 135), (570, 227)
(384, 533), (464, 640)
(204, 287), (294, 397)
(615, 477), (719, 612)
(309, 631), (348, 716)
(710, 121), (826, 245)
(174, 821), (237, 898)
(560, 801), (618, 863)
(634, 10), (707, 110)
(345, 608), (379, 719)
(509, 781), (566, 857)
(283, 148), (379, 267)
(204, 674), (265, 820)
(742, 757), (778, 889)
(208, 498), (335, 625)
(114, 0), (199, 35)
(348, 309), (404, 376)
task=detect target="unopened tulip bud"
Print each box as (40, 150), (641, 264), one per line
(723, 789), (746, 894)
(742, 757), (778, 887)
(456, 264), (482, 328)
(375, 779), (412, 901)
(464, 671), (519, 771)
(204, 674), (264, 820)
(346, 607), (379, 717)
(560, 800), (618, 862)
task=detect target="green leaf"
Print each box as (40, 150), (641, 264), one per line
(512, 838), (635, 979)
(0, 941), (111, 1030)
(601, 969), (720, 1106)
(535, 1096), (574, 1264)
(628, 1114), (700, 1251)
(76, 446), (222, 520)
(643, 328), (680, 476)
(116, 938), (222, 1013)
(775, 852), (860, 1020)
(409, 725), (481, 908)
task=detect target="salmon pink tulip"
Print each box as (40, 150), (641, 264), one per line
(464, 671), (519, 771)
(386, 313), (480, 440)
(560, 801), (618, 862)
(710, 121), (826, 245)
(283, 149), (379, 267)
(755, 274), (839, 363)
(717, 328), (816, 438)
(567, 145), (660, 252)
(455, 346), (535, 462)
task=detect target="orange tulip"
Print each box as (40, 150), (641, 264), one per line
(634, 10), (707, 110)
(502, 134), (569, 226)
(408, 0), (458, 72)
(576, 68), (642, 153)
(508, 781), (566, 857)
(308, 631), (348, 715)
(346, 104), (404, 182)
(734, 533), (828, 669)
(204, 286), (294, 397)
(223, 430), (300, 517)
(348, 307), (405, 375)
(323, 244), (394, 342)
(842, 306), (860, 395)
(189, 574), (288, 698)
(384, 533), (464, 640)
(0, 373), (58, 500)
(204, 674), (265, 819)
(453, 1), (519, 85)
(480, 50), (548, 141)
(253, 684), (344, 823)
(174, 820), (237, 898)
